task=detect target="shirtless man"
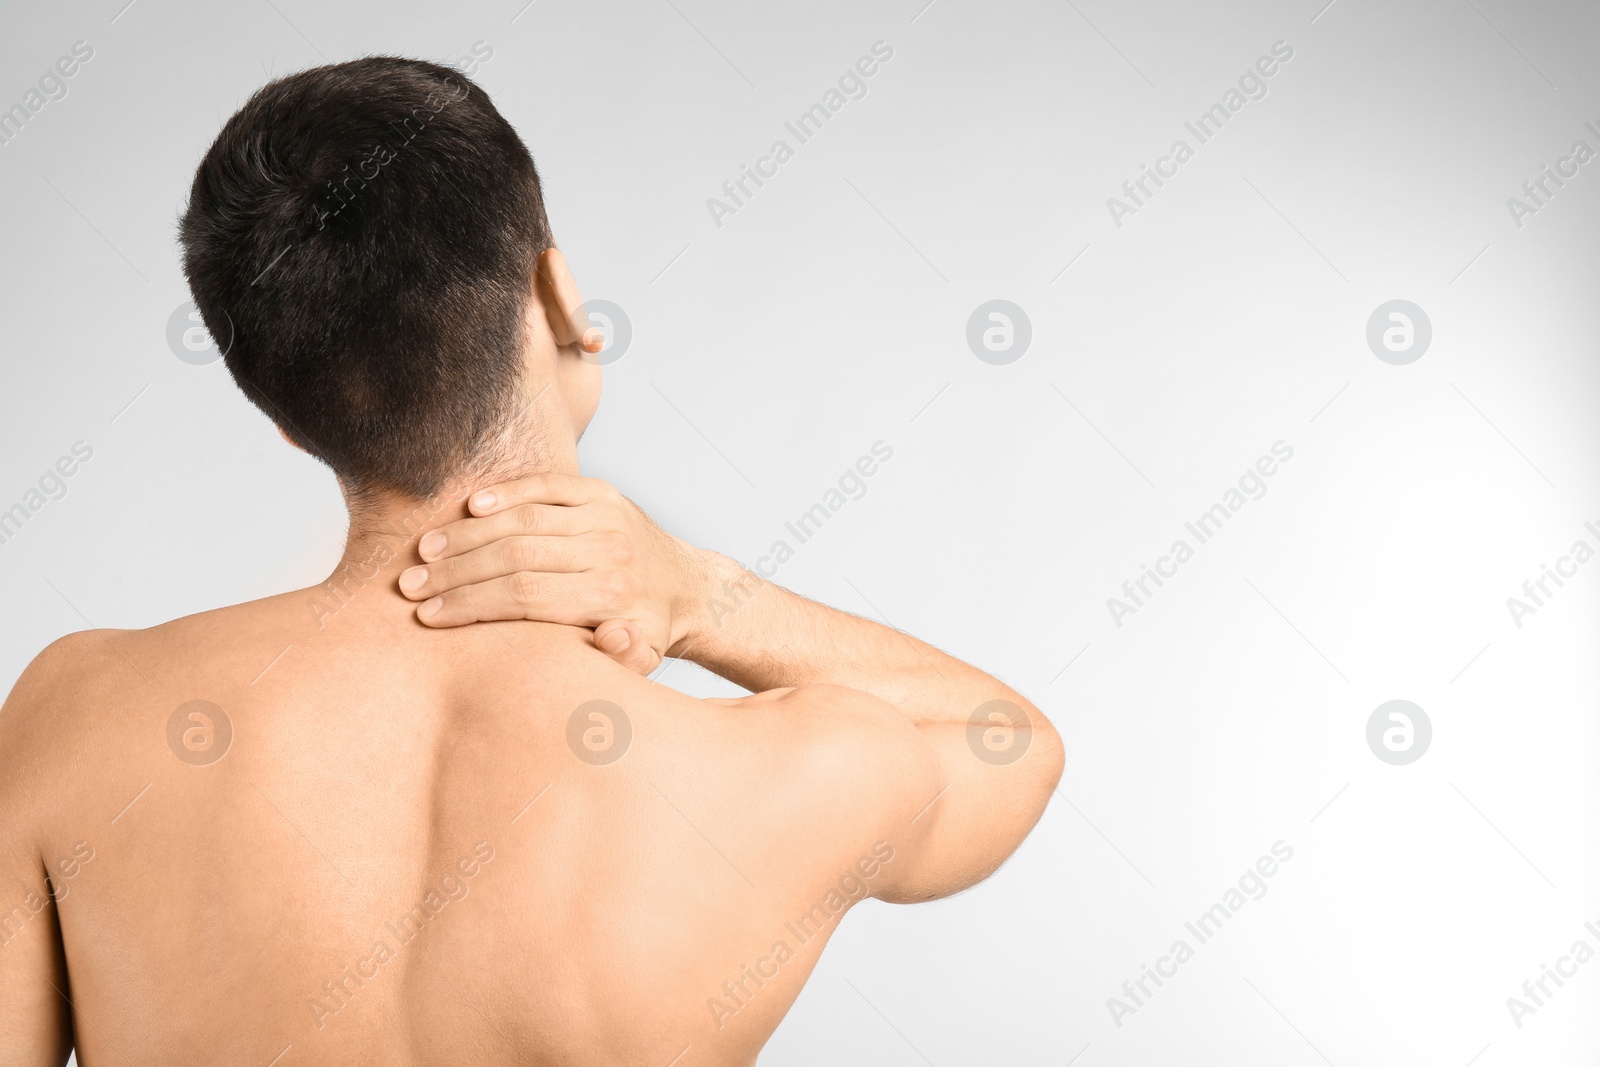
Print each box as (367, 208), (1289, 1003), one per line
(0, 57), (1062, 1066)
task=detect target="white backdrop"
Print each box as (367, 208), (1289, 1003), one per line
(1, 0), (1597, 1063)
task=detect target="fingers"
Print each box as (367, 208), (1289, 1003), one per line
(462, 472), (610, 518)
(417, 500), (591, 564)
(594, 618), (662, 676)
(401, 534), (609, 601)
(414, 571), (601, 628)
(414, 473), (617, 563)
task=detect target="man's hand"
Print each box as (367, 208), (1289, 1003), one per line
(398, 473), (709, 675)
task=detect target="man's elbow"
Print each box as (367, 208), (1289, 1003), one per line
(1030, 713), (1065, 800)
(1001, 712), (1063, 850)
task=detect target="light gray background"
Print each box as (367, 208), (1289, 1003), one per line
(3, 0), (1598, 1063)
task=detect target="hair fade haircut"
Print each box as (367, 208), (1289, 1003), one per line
(179, 56), (553, 499)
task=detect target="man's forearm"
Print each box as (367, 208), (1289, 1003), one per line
(675, 551), (1035, 726)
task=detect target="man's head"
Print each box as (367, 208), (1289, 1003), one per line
(179, 56), (600, 505)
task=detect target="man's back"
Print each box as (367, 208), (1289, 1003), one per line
(2, 583), (933, 1066)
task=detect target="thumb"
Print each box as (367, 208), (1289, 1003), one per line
(593, 618), (662, 676)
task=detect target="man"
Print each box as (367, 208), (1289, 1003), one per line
(0, 57), (1061, 1066)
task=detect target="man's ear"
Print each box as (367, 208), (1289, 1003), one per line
(535, 247), (605, 356)
(275, 425), (308, 454)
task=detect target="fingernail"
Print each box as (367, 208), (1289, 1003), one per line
(604, 631), (632, 653)
(418, 597), (442, 620)
(418, 532), (446, 559)
(399, 567), (428, 594)
(471, 491), (496, 512)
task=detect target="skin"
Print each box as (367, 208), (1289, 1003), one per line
(0, 250), (1063, 1066)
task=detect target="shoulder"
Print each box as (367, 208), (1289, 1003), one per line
(6, 592), (296, 720)
(0, 629), (141, 831)
(3, 629), (131, 723)
(0, 614), (224, 781)
(0, 593), (313, 754)
(1, 629), (139, 748)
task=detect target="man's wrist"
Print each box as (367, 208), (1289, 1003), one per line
(666, 543), (732, 657)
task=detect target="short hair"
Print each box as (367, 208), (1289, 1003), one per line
(179, 56), (552, 499)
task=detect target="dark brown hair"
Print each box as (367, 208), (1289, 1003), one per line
(180, 56), (552, 498)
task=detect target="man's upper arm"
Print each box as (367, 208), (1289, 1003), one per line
(768, 683), (1064, 906)
(0, 636), (84, 1066)
(0, 843), (72, 1066)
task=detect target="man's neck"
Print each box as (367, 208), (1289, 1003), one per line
(298, 492), (461, 632)
(304, 483), (590, 647)
(315, 427), (577, 620)
(330, 439), (576, 586)
(339, 491), (465, 577)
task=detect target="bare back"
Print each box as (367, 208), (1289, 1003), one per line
(0, 585), (924, 1066)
